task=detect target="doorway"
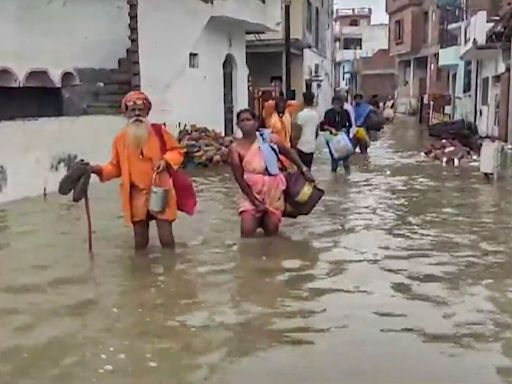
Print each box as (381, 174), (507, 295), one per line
(223, 54), (237, 136)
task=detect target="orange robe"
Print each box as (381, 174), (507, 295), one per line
(263, 100), (303, 126)
(267, 111), (293, 147)
(99, 126), (185, 223)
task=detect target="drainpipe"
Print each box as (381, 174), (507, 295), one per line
(410, 58), (414, 108)
(508, 40), (512, 144)
(284, 0), (292, 99)
(473, 59), (479, 126)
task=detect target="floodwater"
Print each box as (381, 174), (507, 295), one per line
(2, 119), (512, 384)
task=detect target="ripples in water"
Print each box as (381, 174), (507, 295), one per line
(1, 120), (512, 383)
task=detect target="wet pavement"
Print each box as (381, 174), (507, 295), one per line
(2, 118), (512, 383)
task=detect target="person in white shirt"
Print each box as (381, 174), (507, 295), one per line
(295, 92), (320, 170)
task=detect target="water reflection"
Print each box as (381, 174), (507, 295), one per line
(2, 118), (512, 383)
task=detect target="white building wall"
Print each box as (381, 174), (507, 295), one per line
(339, 24), (388, 59)
(0, 116), (124, 203)
(303, 49), (333, 116)
(138, 0), (278, 133)
(476, 56), (506, 137)
(361, 24), (388, 57)
(0, 0), (129, 83)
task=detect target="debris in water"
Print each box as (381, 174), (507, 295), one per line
(148, 361), (158, 367)
(103, 365), (113, 371)
(117, 353), (126, 359)
(146, 353), (152, 358)
(109, 347), (115, 351)
(112, 308), (118, 313)
(100, 354), (107, 359)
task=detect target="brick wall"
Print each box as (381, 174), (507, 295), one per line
(359, 49), (395, 72)
(359, 74), (397, 99)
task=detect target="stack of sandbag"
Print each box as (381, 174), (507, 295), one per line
(423, 138), (476, 166)
(178, 125), (234, 168)
(428, 119), (480, 153)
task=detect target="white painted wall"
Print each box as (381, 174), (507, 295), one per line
(0, 0), (129, 84)
(0, 116), (125, 203)
(138, 0), (279, 133)
(339, 24), (388, 59)
(361, 24), (388, 57)
(303, 49), (334, 116)
(461, 11), (493, 56)
(476, 56), (506, 137)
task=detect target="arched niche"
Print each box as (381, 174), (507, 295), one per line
(23, 70), (57, 87)
(0, 67), (19, 87)
(60, 70), (80, 87)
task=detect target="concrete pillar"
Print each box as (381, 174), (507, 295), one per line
(508, 41), (512, 143)
(409, 58), (414, 99)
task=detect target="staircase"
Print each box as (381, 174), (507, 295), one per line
(85, 0), (140, 115)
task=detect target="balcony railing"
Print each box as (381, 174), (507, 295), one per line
(438, 5), (466, 26)
(440, 29), (460, 48)
(335, 7), (371, 18)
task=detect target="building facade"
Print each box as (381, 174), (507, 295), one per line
(246, 0), (335, 116)
(437, 0), (509, 138)
(0, 0), (281, 203)
(333, 7), (389, 94)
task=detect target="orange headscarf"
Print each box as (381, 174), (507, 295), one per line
(120, 91), (152, 114)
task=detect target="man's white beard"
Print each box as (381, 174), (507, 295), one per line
(125, 118), (150, 151)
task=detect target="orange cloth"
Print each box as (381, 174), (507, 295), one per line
(267, 111), (293, 147)
(99, 126), (185, 223)
(121, 91), (152, 113)
(263, 100), (303, 128)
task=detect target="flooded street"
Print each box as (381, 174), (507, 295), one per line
(3, 119), (512, 383)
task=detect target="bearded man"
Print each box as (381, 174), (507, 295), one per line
(90, 91), (184, 250)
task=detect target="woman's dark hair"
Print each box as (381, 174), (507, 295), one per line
(236, 108), (257, 122)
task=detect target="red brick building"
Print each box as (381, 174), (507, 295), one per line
(387, 0), (449, 117)
(355, 49), (397, 100)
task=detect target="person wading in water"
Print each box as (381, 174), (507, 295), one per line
(90, 91), (184, 250)
(295, 91), (320, 170)
(320, 94), (353, 173)
(229, 109), (314, 237)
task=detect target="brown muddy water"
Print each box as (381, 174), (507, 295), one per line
(2, 120), (512, 384)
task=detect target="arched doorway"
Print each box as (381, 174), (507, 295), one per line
(223, 54), (237, 136)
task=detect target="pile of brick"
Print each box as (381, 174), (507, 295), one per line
(178, 125), (233, 168)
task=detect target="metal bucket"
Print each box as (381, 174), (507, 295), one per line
(149, 173), (169, 214)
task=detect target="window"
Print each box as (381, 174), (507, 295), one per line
(394, 19), (404, 44)
(305, 79), (313, 93)
(342, 37), (362, 50)
(189, 53), (199, 68)
(464, 22), (470, 44)
(481, 77), (489, 106)
(315, 7), (320, 48)
(349, 19), (359, 26)
(0, 87), (63, 121)
(307, 1), (313, 33)
(423, 11), (429, 44)
(463, 61), (472, 94)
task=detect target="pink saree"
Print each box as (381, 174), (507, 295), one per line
(239, 142), (287, 222)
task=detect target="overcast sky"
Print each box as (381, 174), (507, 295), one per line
(334, 0), (388, 24)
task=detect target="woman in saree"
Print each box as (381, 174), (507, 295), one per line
(229, 109), (314, 238)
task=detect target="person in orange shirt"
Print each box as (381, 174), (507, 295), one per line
(90, 91), (185, 250)
(263, 97), (303, 147)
